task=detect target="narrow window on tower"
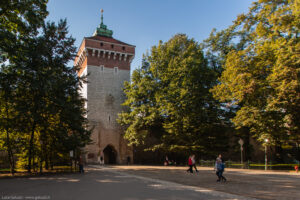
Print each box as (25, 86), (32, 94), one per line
(100, 43), (103, 47)
(114, 67), (118, 74)
(108, 115), (110, 123)
(111, 44), (114, 49)
(122, 46), (125, 50)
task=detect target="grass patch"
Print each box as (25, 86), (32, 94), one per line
(0, 165), (76, 178)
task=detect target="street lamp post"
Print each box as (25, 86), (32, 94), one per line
(264, 138), (269, 171)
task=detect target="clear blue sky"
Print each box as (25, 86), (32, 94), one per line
(47, 0), (254, 73)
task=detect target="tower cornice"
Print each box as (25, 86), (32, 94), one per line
(85, 38), (136, 48)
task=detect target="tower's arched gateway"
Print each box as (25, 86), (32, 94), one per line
(74, 10), (135, 164)
(103, 145), (117, 164)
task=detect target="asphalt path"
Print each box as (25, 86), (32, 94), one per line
(108, 165), (300, 200)
(0, 166), (257, 200)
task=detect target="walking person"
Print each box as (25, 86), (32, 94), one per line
(215, 154), (226, 182)
(99, 156), (104, 165)
(127, 156), (131, 165)
(215, 154), (222, 181)
(191, 154), (199, 173)
(219, 160), (227, 182)
(79, 155), (84, 173)
(164, 156), (169, 166)
(187, 155), (193, 173)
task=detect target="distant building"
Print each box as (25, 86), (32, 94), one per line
(74, 10), (135, 164)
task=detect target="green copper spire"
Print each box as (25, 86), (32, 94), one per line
(101, 9), (104, 24)
(94, 9), (113, 37)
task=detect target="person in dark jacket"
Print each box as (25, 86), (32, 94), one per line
(218, 161), (226, 182)
(215, 154), (226, 182)
(79, 155), (84, 173)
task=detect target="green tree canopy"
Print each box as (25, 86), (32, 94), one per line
(119, 34), (230, 156)
(0, 18), (91, 173)
(210, 0), (300, 146)
(0, 0), (48, 173)
(0, 0), (48, 62)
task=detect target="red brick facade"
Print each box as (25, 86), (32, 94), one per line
(75, 36), (135, 76)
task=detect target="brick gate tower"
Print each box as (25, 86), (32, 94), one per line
(74, 10), (135, 164)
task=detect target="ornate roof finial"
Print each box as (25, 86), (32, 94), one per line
(93, 9), (113, 37)
(101, 9), (104, 24)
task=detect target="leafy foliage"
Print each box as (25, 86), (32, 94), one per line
(0, 0), (48, 62)
(119, 34), (230, 156)
(210, 0), (300, 147)
(0, 1), (91, 173)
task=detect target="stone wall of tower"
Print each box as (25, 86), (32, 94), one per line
(85, 65), (132, 164)
(75, 36), (135, 164)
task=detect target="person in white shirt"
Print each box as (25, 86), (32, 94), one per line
(191, 154), (198, 172)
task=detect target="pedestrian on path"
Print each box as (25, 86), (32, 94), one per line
(164, 156), (169, 166)
(127, 156), (131, 165)
(215, 154), (226, 182)
(215, 155), (221, 181)
(218, 160), (227, 182)
(191, 154), (199, 173)
(99, 156), (104, 165)
(79, 155), (84, 173)
(187, 155), (193, 173)
(215, 154), (222, 182)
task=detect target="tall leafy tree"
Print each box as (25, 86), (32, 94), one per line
(0, 0), (48, 174)
(14, 19), (90, 172)
(203, 12), (254, 161)
(119, 34), (229, 157)
(118, 56), (164, 153)
(0, 66), (18, 174)
(1, 18), (91, 173)
(210, 0), (300, 157)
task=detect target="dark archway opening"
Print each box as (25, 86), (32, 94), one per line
(103, 145), (117, 164)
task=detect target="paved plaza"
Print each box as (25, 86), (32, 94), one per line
(108, 165), (300, 200)
(0, 165), (299, 200)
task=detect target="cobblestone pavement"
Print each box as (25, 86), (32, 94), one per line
(104, 165), (300, 200)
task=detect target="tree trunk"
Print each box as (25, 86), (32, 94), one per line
(296, 142), (300, 162)
(50, 158), (54, 170)
(45, 154), (49, 170)
(33, 154), (36, 172)
(275, 140), (283, 163)
(5, 101), (15, 175)
(50, 148), (54, 170)
(39, 158), (43, 173)
(39, 142), (43, 173)
(6, 130), (15, 175)
(28, 121), (36, 173)
(44, 139), (49, 170)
